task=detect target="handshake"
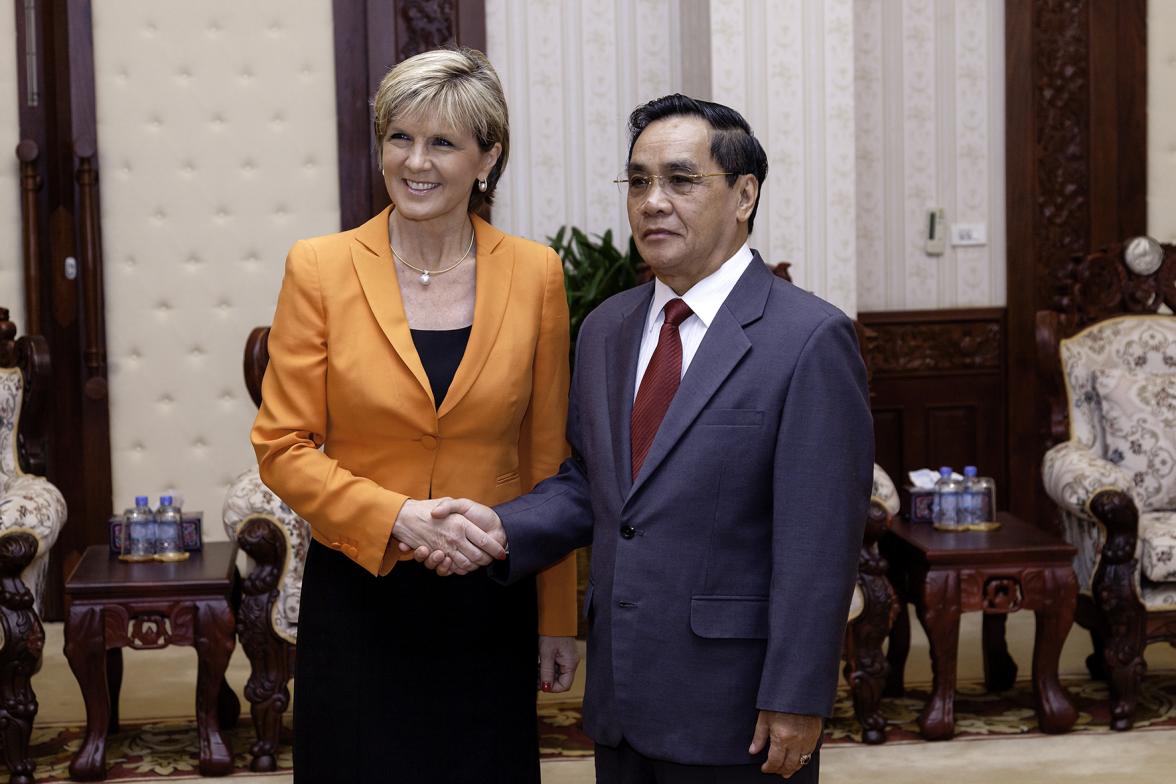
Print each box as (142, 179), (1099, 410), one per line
(393, 497), (506, 576)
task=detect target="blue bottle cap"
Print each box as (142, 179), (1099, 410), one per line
(160, 495), (173, 505)
(135, 495), (149, 505)
(939, 466), (952, 476)
(963, 466), (977, 476)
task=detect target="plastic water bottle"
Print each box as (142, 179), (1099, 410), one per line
(122, 496), (156, 562)
(154, 495), (187, 561)
(959, 466), (984, 526)
(932, 467), (962, 529)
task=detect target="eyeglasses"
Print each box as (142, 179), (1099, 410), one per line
(612, 171), (734, 199)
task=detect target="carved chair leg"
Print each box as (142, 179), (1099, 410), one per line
(0, 533), (44, 784)
(1086, 627), (1108, 681)
(237, 516), (295, 772)
(1089, 490), (1148, 731)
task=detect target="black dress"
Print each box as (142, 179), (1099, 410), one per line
(293, 326), (541, 783)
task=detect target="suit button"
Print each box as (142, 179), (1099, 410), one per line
(420, 434), (438, 450)
(620, 525), (635, 539)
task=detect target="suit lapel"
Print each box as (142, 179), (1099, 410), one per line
(438, 214), (512, 418)
(350, 206), (433, 403)
(626, 256), (773, 501)
(605, 286), (654, 499)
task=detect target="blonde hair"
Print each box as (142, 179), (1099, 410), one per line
(372, 47), (509, 211)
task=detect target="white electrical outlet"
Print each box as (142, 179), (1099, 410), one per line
(925, 208), (946, 256)
(951, 223), (987, 246)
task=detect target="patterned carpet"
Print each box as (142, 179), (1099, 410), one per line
(16, 675), (1176, 781)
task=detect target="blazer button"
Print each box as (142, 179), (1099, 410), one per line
(620, 525), (636, 539)
(420, 434), (438, 450)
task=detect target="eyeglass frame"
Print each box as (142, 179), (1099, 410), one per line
(612, 171), (737, 200)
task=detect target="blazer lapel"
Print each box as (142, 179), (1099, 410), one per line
(350, 206), (433, 403)
(626, 256), (773, 502)
(437, 214), (513, 418)
(605, 285), (654, 500)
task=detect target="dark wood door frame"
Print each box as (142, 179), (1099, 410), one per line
(14, 0), (114, 620)
(1005, 0), (1147, 528)
(332, 0), (487, 231)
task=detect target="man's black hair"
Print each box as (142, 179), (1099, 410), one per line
(627, 94), (768, 233)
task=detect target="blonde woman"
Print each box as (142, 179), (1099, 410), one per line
(253, 47), (579, 783)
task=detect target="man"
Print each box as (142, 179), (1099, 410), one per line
(421, 95), (872, 782)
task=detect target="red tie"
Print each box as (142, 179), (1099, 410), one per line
(631, 298), (694, 480)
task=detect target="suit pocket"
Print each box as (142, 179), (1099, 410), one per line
(696, 408), (764, 428)
(495, 470), (521, 485)
(690, 595), (769, 639)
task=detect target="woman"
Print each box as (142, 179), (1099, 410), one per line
(252, 47), (579, 783)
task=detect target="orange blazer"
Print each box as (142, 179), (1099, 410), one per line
(252, 206), (577, 636)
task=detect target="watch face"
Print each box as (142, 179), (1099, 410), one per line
(1124, 235), (1164, 276)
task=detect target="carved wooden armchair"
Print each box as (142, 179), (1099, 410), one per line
(0, 308), (66, 784)
(221, 326), (307, 772)
(1038, 237), (1176, 730)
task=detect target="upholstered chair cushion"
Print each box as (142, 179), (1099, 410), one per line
(871, 463), (900, 516)
(223, 467), (310, 644)
(1139, 511), (1176, 582)
(0, 367), (69, 643)
(1060, 316), (1176, 455)
(1093, 368), (1176, 512)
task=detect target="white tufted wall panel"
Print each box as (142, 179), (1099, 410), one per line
(1150, 0), (1176, 243)
(710, 0), (859, 316)
(854, 0), (1006, 311)
(0, 9), (23, 331)
(486, 0), (684, 246)
(92, 0), (340, 540)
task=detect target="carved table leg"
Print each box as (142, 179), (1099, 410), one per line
(106, 648), (122, 733)
(1033, 566), (1078, 733)
(914, 570), (960, 740)
(0, 532), (44, 784)
(883, 603), (910, 697)
(65, 604), (111, 781)
(981, 614), (1018, 692)
(238, 516), (293, 772)
(194, 600), (236, 776)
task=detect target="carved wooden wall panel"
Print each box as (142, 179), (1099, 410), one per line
(1006, 0), (1146, 528)
(859, 309), (1007, 506)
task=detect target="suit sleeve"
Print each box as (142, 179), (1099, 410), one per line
(521, 248), (578, 637)
(757, 313), (873, 716)
(492, 308), (596, 587)
(252, 240), (407, 577)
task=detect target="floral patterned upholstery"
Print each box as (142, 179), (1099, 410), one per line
(223, 466), (309, 644)
(1042, 316), (1176, 610)
(0, 367), (68, 647)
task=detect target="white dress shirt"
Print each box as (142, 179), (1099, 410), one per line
(633, 243), (755, 399)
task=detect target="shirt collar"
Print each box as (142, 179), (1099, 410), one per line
(645, 243), (755, 334)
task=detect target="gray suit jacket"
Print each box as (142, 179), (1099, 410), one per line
(495, 253), (873, 765)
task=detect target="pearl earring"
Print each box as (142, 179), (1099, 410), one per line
(478, 178), (488, 192)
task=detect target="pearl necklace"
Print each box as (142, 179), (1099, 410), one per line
(390, 227), (475, 286)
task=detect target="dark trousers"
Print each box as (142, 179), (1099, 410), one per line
(595, 740), (819, 784)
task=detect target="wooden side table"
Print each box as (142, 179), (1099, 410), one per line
(882, 513), (1078, 739)
(63, 542), (241, 780)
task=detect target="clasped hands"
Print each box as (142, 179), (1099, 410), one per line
(393, 497), (505, 576)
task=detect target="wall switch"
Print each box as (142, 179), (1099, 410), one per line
(925, 208), (946, 255)
(951, 223), (987, 246)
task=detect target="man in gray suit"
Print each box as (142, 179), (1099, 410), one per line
(420, 95), (872, 782)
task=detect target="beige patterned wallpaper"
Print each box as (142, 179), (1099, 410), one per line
(854, 0), (1006, 311)
(1151, 0), (1176, 243)
(488, 0), (860, 316)
(1, 10), (22, 331)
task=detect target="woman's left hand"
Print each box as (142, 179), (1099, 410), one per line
(538, 635), (580, 693)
